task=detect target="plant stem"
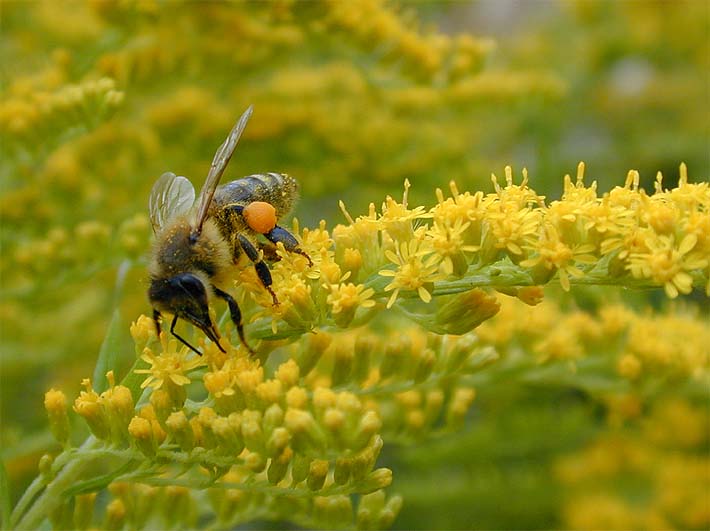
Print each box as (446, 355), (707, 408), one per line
(14, 437), (102, 530)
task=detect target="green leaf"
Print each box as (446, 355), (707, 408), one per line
(92, 308), (123, 393)
(119, 356), (150, 400)
(1, 458), (11, 530)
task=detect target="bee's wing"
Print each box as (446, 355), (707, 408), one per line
(193, 105), (253, 235)
(149, 172), (196, 233)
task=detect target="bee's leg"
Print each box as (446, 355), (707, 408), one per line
(212, 286), (255, 355)
(169, 315), (203, 356)
(237, 234), (279, 306)
(265, 226), (313, 266)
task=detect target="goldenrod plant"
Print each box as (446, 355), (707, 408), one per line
(1, 1), (708, 530)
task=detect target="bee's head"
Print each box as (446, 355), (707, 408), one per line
(148, 273), (223, 351)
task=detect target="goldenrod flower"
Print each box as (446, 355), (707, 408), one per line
(627, 233), (708, 298)
(379, 239), (443, 308)
(520, 224), (597, 291)
(44, 388), (69, 446)
(135, 335), (206, 392)
(327, 282), (376, 327)
(373, 179), (432, 241)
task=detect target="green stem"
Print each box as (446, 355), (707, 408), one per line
(9, 475), (45, 529)
(14, 437), (104, 530)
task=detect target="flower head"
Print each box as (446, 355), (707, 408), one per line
(627, 233), (708, 298)
(379, 239), (443, 308)
(135, 334), (206, 392)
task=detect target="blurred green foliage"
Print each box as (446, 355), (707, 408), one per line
(1, 1), (708, 529)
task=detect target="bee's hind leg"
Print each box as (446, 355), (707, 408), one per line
(265, 225), (313, 266)
(236, 234), (279, 306)
(213, 286), (255, 355)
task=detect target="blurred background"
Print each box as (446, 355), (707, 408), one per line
(1, 1), (708, 529)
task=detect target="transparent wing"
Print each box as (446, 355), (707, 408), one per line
(149, 172), (196, 233)
(193, 105), (253, 235)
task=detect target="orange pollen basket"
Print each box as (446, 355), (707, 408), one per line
(243, 201), (277, 234)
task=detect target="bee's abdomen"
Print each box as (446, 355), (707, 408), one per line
(213, 173), (299, 219)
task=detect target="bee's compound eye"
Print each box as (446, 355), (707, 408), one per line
(243, 201), (277, 234)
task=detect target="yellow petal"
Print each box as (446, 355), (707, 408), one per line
(418, 286), (432, 303)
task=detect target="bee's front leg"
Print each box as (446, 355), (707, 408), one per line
(265, 226), (313, 266)
(236, 234), (279, 306)
(212, 286), (255, 355)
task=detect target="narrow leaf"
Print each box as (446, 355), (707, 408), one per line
(92, 308), (123, 393)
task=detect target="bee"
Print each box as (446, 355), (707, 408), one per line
(148, 106), (311, 355)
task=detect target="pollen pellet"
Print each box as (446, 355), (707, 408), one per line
(243, 201), (277, 234)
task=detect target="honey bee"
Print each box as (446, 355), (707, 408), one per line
(148, 106), (311, 355)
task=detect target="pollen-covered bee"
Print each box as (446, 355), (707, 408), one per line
(148, 106), (310, 355)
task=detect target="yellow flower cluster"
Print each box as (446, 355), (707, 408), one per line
(556, 399), (709, 530)
(1, 77), (123, 152)
(322, 0), (495, 81)
(228, 164), (707, 348)
(477, 295), (709, 380)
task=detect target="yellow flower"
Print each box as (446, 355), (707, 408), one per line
(135, 335), (206, 391)
(373, 179), (432, 241)
(627, 233), (707, 298)
(520, 224), (597, 291)
(425, 218), (479, 276)
(379, 239), (443, 308)
(485, 202), (541, 257)
(327, 282), (376, 327)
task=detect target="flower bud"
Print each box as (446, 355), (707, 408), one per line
(354, 411), (382, 449)
(314, 495), (353, 529)
(275, 359), (300, 388)
(357, 467), (392, 494)
(165, 410), (195, 452)
(266, 426), (290, 456)
(163, 486), (196, 529)
(103, 498), (126, 531)
(211, 415), (245, 456)
(149, 388), (174, 424)
(267, 447), (293, 485)
(423, 389), (445, 427)
(290, 453), (312, 485)
(285, 408), (326, 453)
(445, 335), (478, 373)
(44, 388), (70, 446)
(333, 457), (352, 485)
(38, 454), (54, 480)
(286, 386), (308, 409)
(256, 379), (283, 406)
(380, 339), (410, 381)
(352, 335), (374, 383)
(241, 410), (264, 453)
(618, 353), (642, 380)
(299, 332), (332, 375)
(413, 348), (436, 383)
(446, 387), (476, 427)
(128, 416), (156, 456)
(379, 494), (404, 529)
(435, 289), (500, 335)
(74, 380), (109, 440)
(357, 490), (383, 530)
(263, 403), (285, 434)
(243, 450), (267, 473)
(73, 492), (96, 530)
(196, 407), (218, 449)
(130, 314), (156, 351)
(307, 459), (329, 491)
